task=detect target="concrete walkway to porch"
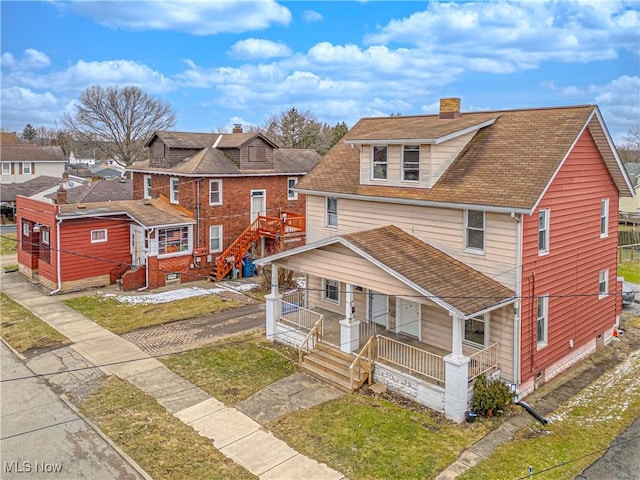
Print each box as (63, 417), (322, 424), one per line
(0, 269), (344, 480)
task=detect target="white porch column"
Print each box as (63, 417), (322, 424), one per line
(265, 264), (281, 343)
(340, 283), (360, 353)
(444, 313), (470, 423)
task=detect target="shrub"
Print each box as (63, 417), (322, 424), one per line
(470, 375), (515, 417)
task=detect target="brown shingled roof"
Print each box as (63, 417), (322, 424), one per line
(297, 105), (630, 211)
(342, 225), (514, 317)
(0, 145), (66, 162)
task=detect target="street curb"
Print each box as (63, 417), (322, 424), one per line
(0, 336), (26, 361)
(60, 393), (153, 480)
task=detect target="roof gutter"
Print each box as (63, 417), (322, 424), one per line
(294, 189), (532, 215)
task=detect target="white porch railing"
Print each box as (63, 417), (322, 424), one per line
(468, 343), (498, 381)
(377, 335), (445, 383)
(282, 290), (306, 308)
(280, 301), (321, 330)
(350, 335), (376, 390)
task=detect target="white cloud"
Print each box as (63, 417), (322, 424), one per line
(1, 49), (51, 71)
(228, 39), (292, 60)
(65, 0), (291, 35)
(303, 10), (323, 23)
(0, 87), (62, 130)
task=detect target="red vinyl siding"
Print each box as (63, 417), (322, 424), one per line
(16, 196), (58, 285)
(59, 217), (132, 281)
(519, 128), (619, 383)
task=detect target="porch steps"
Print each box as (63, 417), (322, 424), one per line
(299, 342), (367, 392)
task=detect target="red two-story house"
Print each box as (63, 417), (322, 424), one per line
(256, 99), (634, 422)
(128, 127), (321, 281)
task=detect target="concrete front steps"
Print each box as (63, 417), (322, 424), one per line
(299, 342), (369, 392)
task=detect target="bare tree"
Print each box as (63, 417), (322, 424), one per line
(619, 125), (640, 164)
(64, 85), (176, 166)
(263, 107), (322, 150)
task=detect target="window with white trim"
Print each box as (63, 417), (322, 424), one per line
(600, 199), (609, 238)
(170, 177), (179, 204)
(209, 180), (222, 205)
(288, 177), (298, 200)
(464, 314), (488, 347)
(323, 279), (340, 304)
(22, 221), (30, 237)
(402, 145), (420, 181)
(143, 175), (152, 199)
(538, 208), (550, 254)
(537, 295), (548, 347)
(40, 227), (51, 264)
(158, 226), (189, 255)
(326, 197), (337, 228)
(1, 162), (10, 175)
(465, 210), (484, 252)
(91, 229), (107, 243)
(372, 146), (388, 180)
(209, 225), (222, 252)
(22, 162), (32, 174)
(598, 270), (608, 298)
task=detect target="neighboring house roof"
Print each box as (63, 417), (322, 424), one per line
(0, 144), (66, 162)
(147, 130), (279, 150)
(296, 105), (633, 213)
(0, 132), (19, 145)
(89, 167), (125, 179)
(45, 179), (133, 204)
(58, 197), (195, 228)
(258, 225), (515, 318)
(1, 176), (61, 202)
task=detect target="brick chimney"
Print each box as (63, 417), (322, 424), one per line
(439, 97), (461, 119)
(232, 124), (243, 133)
(56, 184), (68, 205)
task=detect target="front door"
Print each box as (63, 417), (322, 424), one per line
(251, 190), (266, 223)
(131, 225), (146, 266)
(396, 298), (421, 339)
(368, 290), (388, 327)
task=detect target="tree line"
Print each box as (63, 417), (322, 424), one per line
(16, 85), (350, 166)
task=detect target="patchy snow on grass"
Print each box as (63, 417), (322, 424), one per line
(105, 287), (218, 305)
(550, 350), (640, 425)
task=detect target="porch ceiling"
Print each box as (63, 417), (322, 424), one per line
(259, 225), (515, 318)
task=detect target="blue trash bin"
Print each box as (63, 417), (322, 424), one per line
(242, 260), (255, 278)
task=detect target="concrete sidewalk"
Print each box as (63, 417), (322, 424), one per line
(0, 271), (344, 480)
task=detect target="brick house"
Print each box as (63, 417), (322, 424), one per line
(256, 99), (634, 422)
(127, 127), (321, 281)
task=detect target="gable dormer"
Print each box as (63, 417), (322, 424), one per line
(216, 126), (279, 170)
(147, 131), (213, 168)
(344, 99), (498, 189)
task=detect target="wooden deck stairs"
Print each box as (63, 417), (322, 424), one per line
(299, 342), (370, 392)
(215, 212), (305, 281)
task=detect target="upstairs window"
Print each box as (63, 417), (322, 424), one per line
(144, 175), (152, 199)
(22, 162), (32, 174)
(372, 146), (388, 180)
(1, 162), (10, 175)
(600, 199), (609, 238)
(170, 177), (179, 204)
(209, 180), (222, 205)
(538, 209), (550, 254)
(465, 210), (485, 252)
(326, 197), (338, 228)
(288, 177), (298, 200)
(402, 145), (420, 181)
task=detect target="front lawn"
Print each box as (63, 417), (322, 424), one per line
(161, 334), (298, 404)
(1, 233), (17, 255)
(618, 260), (640, 283)
(63, 294), (242, 334)
(0, 293), (71, 353)
(81, 376), (255, 480)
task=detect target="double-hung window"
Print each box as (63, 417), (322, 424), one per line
(1, 162), (10, 175)
(170, 178), (179, 204)
(600, 199), (609, 238)
(464, 314), (488, 347)
(22, 162), (32, 174)
(209, 180), (222, 205)
(323, 279), (340, 303)
(372, 146), (388, 180)
(465, 210), (484, 252)
(538, 209), (550, 254)
(288, 177), (298, 200)
(209, 225), (222, 252)
(40, 227), (51, 264)
(537, 295), (548, 347)
(598, 270), (608, 298)
(326, 197), (337, 228)
(402, 145), (420, 181)
(144, 175), (152, 199)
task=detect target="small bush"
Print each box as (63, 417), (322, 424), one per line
(470, 375), (515, 417)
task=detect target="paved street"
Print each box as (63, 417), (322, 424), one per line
(0, 343), (147, 480)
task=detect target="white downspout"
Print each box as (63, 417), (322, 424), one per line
(49, 217), (63, 295)
(138, 227), (154, 291)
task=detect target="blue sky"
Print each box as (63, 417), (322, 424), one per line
(1, 1), (638, 144)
